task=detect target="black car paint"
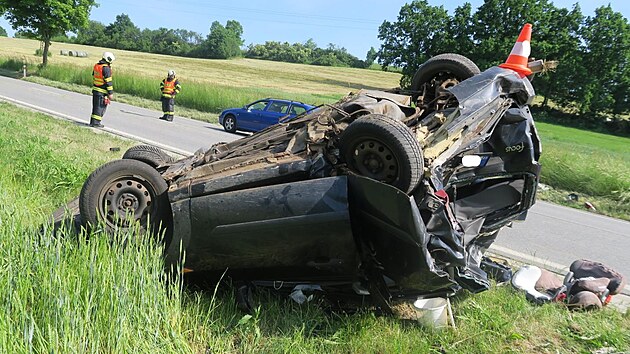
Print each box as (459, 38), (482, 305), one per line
(54, 65), (542, 311)
(158, 68), (542, 306)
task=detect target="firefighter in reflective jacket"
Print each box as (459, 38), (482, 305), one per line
(90, 52), (115, 128)
(159, 70), (181, 122)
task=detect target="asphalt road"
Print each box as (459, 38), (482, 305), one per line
(1, 75), (629, 289)
(0, 75), (236, 155)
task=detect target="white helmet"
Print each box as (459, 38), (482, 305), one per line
(167, 69), (176, 78)
(102, 51), (115, 63)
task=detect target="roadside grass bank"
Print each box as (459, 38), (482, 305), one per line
(536, 122), (630, 221)
(2, 101), (630, 353)
(0, 37), (402, 96)
(0, 57), (340, 114)
(0, 37), (403, 113)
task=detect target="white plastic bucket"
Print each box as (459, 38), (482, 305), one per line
(413, 297), (448, 327)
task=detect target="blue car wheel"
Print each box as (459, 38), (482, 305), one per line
(223, 114), (237, 133)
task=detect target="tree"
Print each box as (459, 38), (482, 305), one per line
(200, 20), (244, 59)
(75, 20), (107, 46)
(445, 3), (475, 57)
(377, 0), (451, 87)
(365, 47), (378, 67)
(536, 4), (584, 109)
(0, 0), (96, 65)
(578, 6), (630, 115)
(104, 14), (141, 51)
(224, 20), (244, 58)
(0, 25), (7, 37)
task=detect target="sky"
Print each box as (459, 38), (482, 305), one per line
(1, 0), (629, 58)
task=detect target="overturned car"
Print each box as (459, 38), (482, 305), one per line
(58, 51), (543, 312)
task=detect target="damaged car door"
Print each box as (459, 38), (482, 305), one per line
(167, 177), (359, 280)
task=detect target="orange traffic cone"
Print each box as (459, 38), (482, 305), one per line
(499, 23), (533, 77)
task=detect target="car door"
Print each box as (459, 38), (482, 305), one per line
(240, 100), (270, 131)
(168, 176), (358, 280)
(258, 100), (290, 130)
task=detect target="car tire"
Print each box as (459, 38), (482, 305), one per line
(410, 53), (480, 102)
(338, 114), (423, 194)
(79, 159), (171, 238)
(223, 114), (237, 133)
(122, 145), (174, 168)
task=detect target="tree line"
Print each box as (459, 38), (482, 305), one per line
(377, 0), (630, 119)
(246, 40), (376, 68)
(46, 14), (372, 68)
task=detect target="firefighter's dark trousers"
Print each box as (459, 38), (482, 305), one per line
(161, 96), (175, 121)
(91, 91), (108, 123)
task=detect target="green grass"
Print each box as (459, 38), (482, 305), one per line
(0, 36), (402, 112)
(536, 122), (630, 220)
(28, 61), (341, 113)
(1, 102), (630, 353)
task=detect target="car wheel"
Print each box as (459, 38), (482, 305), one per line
(79, 159), (171, 237)
(338, 114), (423, 194)
(410, 53), (480, 103)
(223, 114), (237, 133)
(122, 145), (174, 169)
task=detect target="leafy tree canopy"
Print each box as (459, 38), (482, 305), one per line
(0, 0), (97, 65)
(377, 0), (630, 117)
(199, 20), (244, 59)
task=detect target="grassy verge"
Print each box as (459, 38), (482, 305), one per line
(0, 57), (340, 114)
(2, 101), (630, 353)
(536, 122), (630, 220)
(0, 37), (404, 114)
(0, 37), (402, 95)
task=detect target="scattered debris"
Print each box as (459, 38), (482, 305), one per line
(512, 259), (626, 311)
(584, 202), (597, 211)
(567, 193), (579, 202)
(481, 256), (513, 284)
(289, 284), (323, 304)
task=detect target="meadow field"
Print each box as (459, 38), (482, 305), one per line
(535, 122), (630, 220)
(0, 37), (401, 112)
(1, 100), (629, 353)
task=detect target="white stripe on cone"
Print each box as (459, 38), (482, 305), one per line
(510, 40), (531, 57)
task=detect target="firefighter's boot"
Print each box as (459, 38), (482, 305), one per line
(89, 118), (104, 128)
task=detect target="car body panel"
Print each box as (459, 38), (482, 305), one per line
(168, 177), (357, 280)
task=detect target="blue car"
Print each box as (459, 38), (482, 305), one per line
(219, 98), (316, 133)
